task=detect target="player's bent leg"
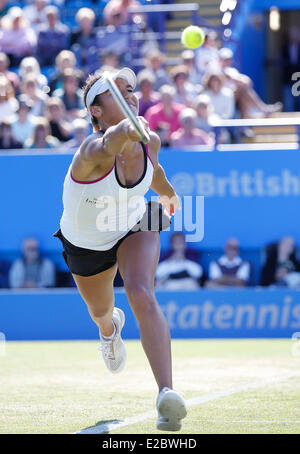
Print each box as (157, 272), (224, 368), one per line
(72, 265), (126, 374)
(72, 264), (117, 336)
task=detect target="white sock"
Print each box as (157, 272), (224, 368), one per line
(100, 321), (116, 341)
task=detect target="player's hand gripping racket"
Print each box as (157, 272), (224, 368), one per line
(104, 73), (150, 144)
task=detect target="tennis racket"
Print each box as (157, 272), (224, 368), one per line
(104, 72), (150, 144)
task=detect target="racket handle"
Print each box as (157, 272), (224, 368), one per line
(137, 118), (150, 144)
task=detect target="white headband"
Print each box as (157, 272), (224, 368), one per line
(85, 67), (137, 117)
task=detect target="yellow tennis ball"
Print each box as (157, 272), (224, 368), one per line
(181, 26), (205, 49)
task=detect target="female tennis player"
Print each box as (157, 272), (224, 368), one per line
(54, 67), (187, 431)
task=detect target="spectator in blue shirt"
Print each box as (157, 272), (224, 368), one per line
(36, 5), (70, 67)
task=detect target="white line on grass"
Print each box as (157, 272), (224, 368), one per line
(74, 371), (300, 434)
(189, 420), (300, 424)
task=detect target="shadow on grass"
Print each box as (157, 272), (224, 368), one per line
(75, 419), (122, 434)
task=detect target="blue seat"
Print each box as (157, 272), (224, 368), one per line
(0, 260), (10, 289)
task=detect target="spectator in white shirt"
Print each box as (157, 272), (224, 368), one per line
(156, 233), (203, 290)
(205, 238), (250, 288)
(180, 49), (203, 88)
(23, 0), (48, 31)
(170, 64), (200, 108)
(0, 74), (18, 122)
(195, 29), (221, 78)
(11, 95), (36, 146)
(203, 72), (235, 119)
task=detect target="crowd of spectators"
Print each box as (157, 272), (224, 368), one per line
(154, 234), (300, 291)
(0, 0), (284, 153)
(1, 234), (299, 290)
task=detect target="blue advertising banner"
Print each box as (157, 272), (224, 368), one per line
(0, 289), (299, 340)
(158, 149), (300, 250)
(0, 150), (299, 254)
(253, 0), (300, 11)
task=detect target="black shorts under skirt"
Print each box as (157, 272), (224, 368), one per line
(53, 201), (170, 277)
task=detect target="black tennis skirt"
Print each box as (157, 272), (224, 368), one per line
(53, 201), (170, 277)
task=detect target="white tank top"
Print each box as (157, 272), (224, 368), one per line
(60, 143), (154, 251)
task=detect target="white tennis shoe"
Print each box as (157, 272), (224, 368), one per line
(156, 387), (187, 431)
(99, 307), (126, 374)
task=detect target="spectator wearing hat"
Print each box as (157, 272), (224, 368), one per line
(0, 52), (20, 92)
(145, 84), (185, 146)
(136, 69), (161, 117)
(206, 238), (251, 288)
(170, 65), (200, 108)
(0, 118), (23, 150)
(46, 97), (73, 143)
(219, 47), (282, 118)
(11, 95), (36, 146)
(170, 108), (214, 148)
(0, 7), (37, 67)
(36, 5), (70, 67)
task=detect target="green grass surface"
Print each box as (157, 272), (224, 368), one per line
(0, 339), (300, 434)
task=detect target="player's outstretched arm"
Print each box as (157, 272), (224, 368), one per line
(80, 118), (149, 164)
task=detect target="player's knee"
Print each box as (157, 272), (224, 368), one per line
(88, 304), (111, 321)
(125, 282), (157, 316)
